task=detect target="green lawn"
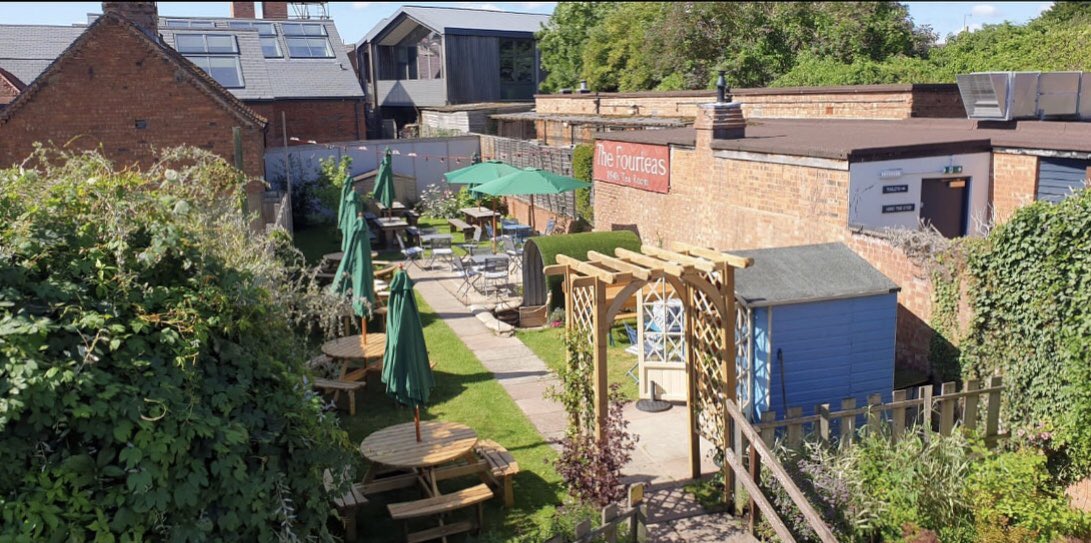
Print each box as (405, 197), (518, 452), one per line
(516, 325), (640, 402)
(295, 217), (497, 267)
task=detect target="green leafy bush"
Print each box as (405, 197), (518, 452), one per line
(572, 144), (594, 224)
(0, 147), (356, 540)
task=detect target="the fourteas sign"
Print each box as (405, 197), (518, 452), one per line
(593, 140), (670, 193)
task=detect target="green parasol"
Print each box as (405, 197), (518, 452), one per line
(443, 160), (520, 186)
(336, 175), (355, 230)
(381, 270), (434, 441)
(339, 190), (361, 253)
(331, 216), (376, 317)
(372, 148), (395, 215)
(471, 167), (591, 235)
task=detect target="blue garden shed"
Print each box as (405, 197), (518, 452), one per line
(731, 243), (900, 421)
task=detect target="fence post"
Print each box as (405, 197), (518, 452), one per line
(601, 504), (619, 543)
(629, 483), (647, 543)
(867, 393), (883, 437)
(817, 403), (831, 444)
(840, 398), (857, 442)
(891, 390), (907, 442)
(939, 381), (956, 436)
(963, 379), (981, 433)
(786, 407), (803, 448)
(985, 375), (1002, 446)
(575, 519), (591, 540)
(919, 385), (933, 443)
(760, 412), (776, 447)
(748, 442), (761, 535)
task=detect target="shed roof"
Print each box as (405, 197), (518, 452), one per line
(731, 243), (899, 308)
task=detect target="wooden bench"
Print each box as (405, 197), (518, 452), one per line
(313, 378), (366, 416)
(324, 469), (367, 542)
(388, 483), (494, 543)
(404, 209), (420, 226)
(447, 218), (474, 238)
(475, 439), (520, 507)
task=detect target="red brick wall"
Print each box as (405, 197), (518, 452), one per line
(594, 129), (934, 373)
(991, 152), (1038, 224)
(231, 1), (256, 18)
(0, 18), (266, 179)
(504, 197), (575, 234)
(0, 75), (19, 106)
(261, 2), (288, 19)
(249, 99), (366, 147)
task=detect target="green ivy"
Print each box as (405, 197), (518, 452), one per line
(0, 147), (356, 540)
(572, 144), (594, 224)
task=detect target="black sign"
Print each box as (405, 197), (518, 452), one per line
(883, 184), (909, 194)
(882, 203), (916, 214)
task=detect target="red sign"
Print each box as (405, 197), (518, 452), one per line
(593, 140), (670, 193)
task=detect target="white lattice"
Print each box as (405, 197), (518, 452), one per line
(640, 278), (685, 365)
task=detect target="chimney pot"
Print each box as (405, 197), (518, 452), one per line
(102, 2), (159, 40)
(578, 80), (589, 93)
(715, 70), (727, 103)
(231, 2), (256, 18)
(696, 102), (745, 140)
(261, 2), (289, 20)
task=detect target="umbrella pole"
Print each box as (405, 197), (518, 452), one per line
(530, 194), (536, 232)
(360, 316), (367, 347)
(491, 200), (498, 252)
(414, 405), (422, 442)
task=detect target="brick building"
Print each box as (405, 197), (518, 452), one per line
(590, 102), (1091, 376)
(0, 1), (366, 148)
(0, 3), (267, 182)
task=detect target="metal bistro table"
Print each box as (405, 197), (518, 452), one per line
(419, 233), (453, 245)
(360, 421), (479, 496)
(501, 223), (532, 239)
(460, 206), (498, 227)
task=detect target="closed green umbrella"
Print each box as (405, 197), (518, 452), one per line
(381, 270), (434, 441)
(339, 190), (361, 253)
(372, 149), (395, 216)
(331, 216), (376, 317)
(336, 175), (355, 230)
(471, 167), (591, 237)
(443, 160), (520, 186)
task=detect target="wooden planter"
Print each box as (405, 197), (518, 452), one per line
(518, 304), (548, 328)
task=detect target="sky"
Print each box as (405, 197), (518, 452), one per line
(0, 2), (1056, 46)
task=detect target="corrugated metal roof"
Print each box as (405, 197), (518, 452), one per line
(0, 25), (84, 83)
(731, 243), (900, 308)
(0, 18), (362, 100)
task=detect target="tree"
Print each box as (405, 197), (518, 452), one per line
(580, 2), (666, 92)
(537, 2), (618, 92)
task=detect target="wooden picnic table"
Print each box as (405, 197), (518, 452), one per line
(375, 217), (409, 247)
(361, 421), (478, 470)
(376, 201), (407, 213)
(322, 333), (386, 383)
(459, 206), (498, 226)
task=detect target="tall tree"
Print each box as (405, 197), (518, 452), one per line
(580, 2), (666, 92)
(537, 2), (618, 92)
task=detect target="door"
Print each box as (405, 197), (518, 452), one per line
(920, 177), (968, 238)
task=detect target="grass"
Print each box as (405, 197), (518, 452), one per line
(294, 217), (499, 268)
(516, 324), (639, 402)
(340, 294), (565, 542)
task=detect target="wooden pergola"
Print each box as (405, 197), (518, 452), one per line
(545, 241), (753, 495)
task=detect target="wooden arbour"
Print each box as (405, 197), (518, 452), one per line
(545, 241), (753, 500)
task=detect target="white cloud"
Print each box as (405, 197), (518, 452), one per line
(967, 22), (984, 32)
(352, 2), (372, 9)
(971, 4), (999, 17)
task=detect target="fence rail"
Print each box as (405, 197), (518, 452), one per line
(545, 484), (648, 543)
(755, 376), (1004, 448)
(478, 134), (577, 218)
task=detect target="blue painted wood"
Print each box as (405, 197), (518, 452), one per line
(750, 294), (896, 419)
(1038, 157), (1090, 204)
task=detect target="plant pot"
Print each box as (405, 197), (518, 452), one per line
(519, 304), (548, 328)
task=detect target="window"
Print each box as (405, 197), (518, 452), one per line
(176, 34), (244, 88)
(499, 39), (535, 99)
(163, 19), (215, 28)
(286, 36), (333, 58)
(281, 23), (328, 37)
(378, 28), (441, 81)
(227, 21), (282, 58)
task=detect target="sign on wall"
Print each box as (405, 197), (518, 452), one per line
(593, 140), (671, 193)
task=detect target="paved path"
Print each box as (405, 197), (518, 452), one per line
(408, 265), (747, 540)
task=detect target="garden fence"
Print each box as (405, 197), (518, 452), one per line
(544, 483), (648, 543)
(478, 134), (578, 219)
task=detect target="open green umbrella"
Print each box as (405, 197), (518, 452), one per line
(336, 175), (355, 230)
(443, 160), (520, 186)
(471, 167), (591, 234)
(372, 149), (395, 216)
(381, 270), (434, 442)
(331, 216), (376, 315)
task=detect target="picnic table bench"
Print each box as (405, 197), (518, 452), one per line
(447, 218), (474, 237)
(475, 440), (520, 507)
(324, 469), (368, 542)
(312, 377), (366, 415)
(388, 483), (494, 543)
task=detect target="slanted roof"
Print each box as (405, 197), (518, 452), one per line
(492, 111), (688, 128)
(362, 5), (550, 44)
(731, 243), (900, 308)
(0, 13), (264, 128)
(0, 25), (84, 84)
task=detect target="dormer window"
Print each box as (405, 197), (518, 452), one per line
(176, 34), (245, 88)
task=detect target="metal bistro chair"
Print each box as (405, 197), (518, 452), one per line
(485, 223), (498, 244)
(427, 237), (455, 270)
(481, 257), (510, 299)
(459, 226), (483, 256)
(452, 255), (482, 297)
(542, 217), (556, 236)
(502, 236), (524, 275)
(396, 233), (424, 268)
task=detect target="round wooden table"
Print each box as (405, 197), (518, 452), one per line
(360, 421), (478, 470)
(322, 333), (386, 361)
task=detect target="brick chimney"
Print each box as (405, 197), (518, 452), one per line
(695, 101), (745, 149)
(261, 2), (289, 19)
(231, 2), (256, 18)
(102, 2), (159, 39)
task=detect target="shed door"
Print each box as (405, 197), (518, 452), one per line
(638, 279), (687, 402)
(920, 177), (968, 238)
(1037, 157), (1090, 204)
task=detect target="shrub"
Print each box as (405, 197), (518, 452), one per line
(0, 147), (356, 540)
(572, 144), (594, 224)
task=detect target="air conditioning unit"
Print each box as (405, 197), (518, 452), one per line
(956, 71), (1091, 121)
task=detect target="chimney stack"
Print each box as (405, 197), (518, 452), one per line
(695, 101), (745, 144)
(102, 2), (159, 39)
(578, 80), (589, 94)
(261, 2), (289, 19)
(231, 2), (256, 18)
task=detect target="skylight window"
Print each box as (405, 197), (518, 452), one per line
(281, 23), (327, 37)
(163, 19), (215, 29)
(227, 21), (282, 58)
(176, 34), (244, 88)
(286, 36), (334, 58)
